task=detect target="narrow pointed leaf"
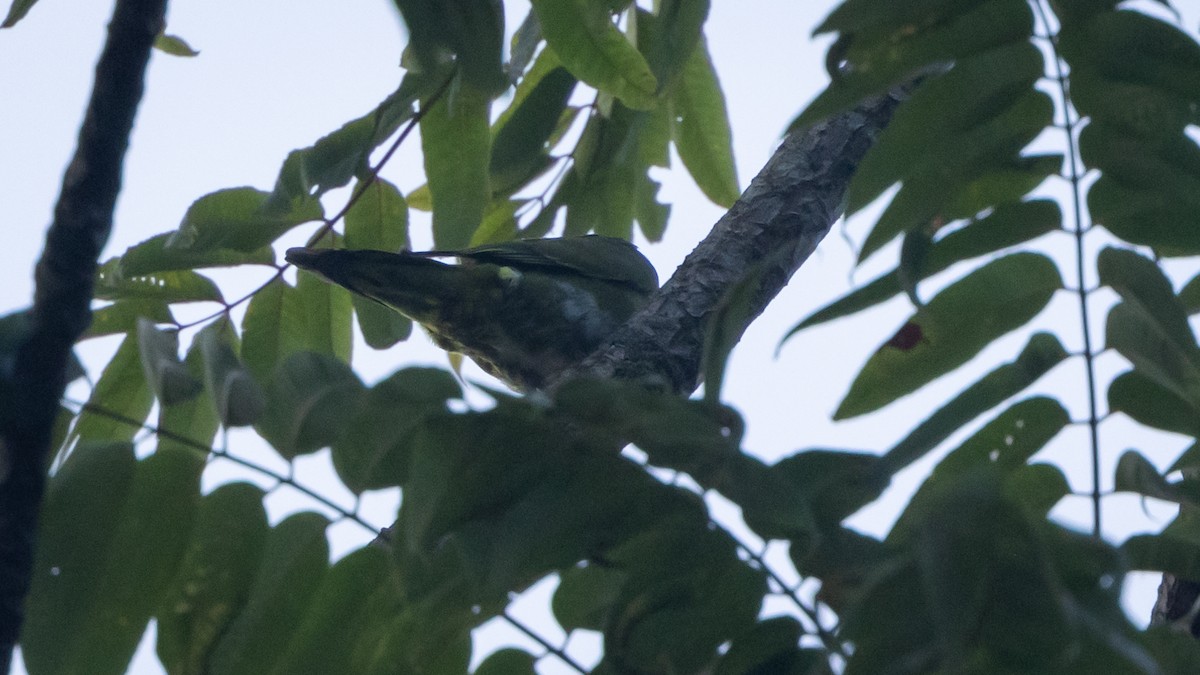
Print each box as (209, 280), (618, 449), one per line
(884, 332), (1067, 472)
(156, 336), (220, 457)
(119, 232), (275, 276)
(1114, 450), (1200, 506)
(836, 253), (1062, 419)
(197, 321), (265, 427)
(672, 35), (738, 207)
(70, 333), (155, 444)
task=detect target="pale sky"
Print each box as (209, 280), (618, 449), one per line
(4, 1), (1200, 672)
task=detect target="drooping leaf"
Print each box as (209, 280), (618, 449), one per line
(256, 351), (365, 459)
(531, 0), (658, 110)
(775, 449), (889, 527)
(118, 232), (276, 276)
(2, 0), (38, 27)
(490, 59), (577, 196)
(23, 443), (202, 675)
(343, 178), (413, 349)
(785, 199), (1061, 334)
(1123, 533), (1200, 581)
(156, 483), (268, 674)
(1114, 450), (1200, 507)
(553, 563), (627, 632)
(156, 334), (220, 458)
(196, 320), (265, 427)
(136, 319), (202, 406)
(836, 253), (1062, 419)
(95, 259), (223, 304)
(672, 35), (739, 208)
(166, 187), (322, 254)
(421, 80), (492, 249)
(206, 513), (331, 675)
(884, 332), (1067, 472)
(295, 253), (354, 363)
(391, 0), (507, 95)
(1105, 301), (1200, 404)
(70, 333), (155, 444)
(331, 367), (461, 494)
(241, 274), (352, 385)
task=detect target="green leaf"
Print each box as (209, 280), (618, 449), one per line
(24, 443), (202, 675)
(775, 449), (889, 527)
(836, 253), (1062, 419)
(269, 547), (398, 674)
(156, 483), (268, 674)
(1180, 271), (1200, 315)
(845, 41), (1044, 216)
(884, 332), (1067, 472)
(672, 35), (739, 208)
(95, 259), (223, 304)
(332, 367), (461, 493)
(793, 0), (1034, 129)
(295, 254), (354, 363)
(241, 273), (352, 385)
(856, 90), (1055, 262)
(136, 319), (202, 406)
(207, 513), (330, 675)
(1105, 301), (1200, 404)
(119, 232), (275, 276)
(635, 174), (670, 242)
(342, 178), (415, 349)
(70, 333), (155, 444)
(167, 187), (322, 254)
(1089, 172), (1200, 254)
(531, 0), (657, 109)
(391, 0), (507, 95)
(785, 199), (1061, 334)
(815, 0), (981, 34)
(421, 80), (492, 248)
(154, 32), (199, 57)
(1123, 534), (1200, 580)
(1114, 450), (1200, 506)
(490, 62), (577, 196)
(1069, 66), (1193, 141)
(474, 648), (538, 675)
(84, 300), (175, 340)
(715, 617), (807, 675)
(156, 333), (220, 457)
(1, 0), (37, 27)
(256, 351), (365, 459)
(196, 321), (265, 427)
(553, 563), (626, 631)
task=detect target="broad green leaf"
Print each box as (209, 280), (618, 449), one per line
(94, 259), (223, 304)
(24, 443), (202, 675)
(421, 80), (491, 249)
(136, 319), (202, 406)
(345, 178), (408, 253)
(1141, 628), (1200, 675)
(531, 0), (658, 110)
(1098, 244), (1199, 353)
(637, 0), (710, 88)
(475, 648), (537, 675)
(156, 483), (268, 675)
(196, 321), (265, 427)
(1004, 463), (1071, 518)
(856, 91), (1054, 263)
(785, 200), (1061, 334)
(672, 35), (739, 208)
(1069, 66), (1193, 141)
(793, 0), (1034, 129)
(166, 187), (322, 254)
(635, 174), (669, 242)
(562, 105), (646, 238)
(70, 333), (154, 444)
(845, 41), (1044, 215)
(469, 199), (523, 246)
(119, 232), (275, 276)
(775, 449), (889, 527)
(84, 300), (174, 340)
(815, 0), (981, 34)
(553, 563), (626, 632)
(1114, 450), (1200, 506)
(331, 367), (461, 493)
(256, 351), (365, 459)
(207, 513), (330, 675)
(836, 253), (1062, 419)
(1123, 534), (1200, 580)
(1, 0), (36, 27)
(154, 33), (199, 57)
(295, 255), (354, 363)
(715, 617), (808, 675)
(1058, 10), (1200, 105)
(1105, 302), (1200, 404)
(1089, 173), (1200, 254)
(884, 332), (1067, 472)
(269, 547), (395, 675)
(1080, 122), (1200, 209)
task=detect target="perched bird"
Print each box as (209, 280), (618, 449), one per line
(285, 235), (659, 391)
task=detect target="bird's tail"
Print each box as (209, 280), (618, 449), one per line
(285, 247), (463, 321)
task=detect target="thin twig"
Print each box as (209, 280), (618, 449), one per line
(501, 609), (588, 674)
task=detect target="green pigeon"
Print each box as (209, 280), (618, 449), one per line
(285, 235), (659, 391)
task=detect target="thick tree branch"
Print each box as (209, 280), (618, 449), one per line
(0, 0), (165, 668)
(560, 87), (909, 395)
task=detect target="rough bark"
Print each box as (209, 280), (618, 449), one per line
(0, 0), (165, 668)
(556, 88), (910, 395)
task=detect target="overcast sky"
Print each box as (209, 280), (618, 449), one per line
(4, 1), (1200, 672)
